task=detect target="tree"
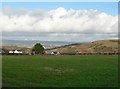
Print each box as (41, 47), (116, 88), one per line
(32, 43), (45, 54)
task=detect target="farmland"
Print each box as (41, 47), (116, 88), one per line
(2, 55), (118, 87)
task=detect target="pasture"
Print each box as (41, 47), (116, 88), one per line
(2, 55), (118, 87)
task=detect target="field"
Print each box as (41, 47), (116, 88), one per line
(2, 55), (118, 87)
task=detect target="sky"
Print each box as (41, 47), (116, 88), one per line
(0, 2), (118, 42)
(2, 2), (118, 16)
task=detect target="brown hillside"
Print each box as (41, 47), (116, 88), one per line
(46, 39), (119, 54)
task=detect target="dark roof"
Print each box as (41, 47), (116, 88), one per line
(52, 52), (60, 54)
(11, 50), (22, 51)
(17, 50), (22, 51)
(53, 52), (57, 54)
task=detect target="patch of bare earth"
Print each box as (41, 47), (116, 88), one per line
(44, 67), (74, 73)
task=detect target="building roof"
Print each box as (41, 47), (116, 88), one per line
(10, 50), (22, 51)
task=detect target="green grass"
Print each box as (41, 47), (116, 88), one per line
(2, 55), (118, 87)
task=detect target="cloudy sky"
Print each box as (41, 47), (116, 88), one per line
(0, 2), (118, 42)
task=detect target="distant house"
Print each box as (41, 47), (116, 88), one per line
(0, 48), (9, 55)
(0, 48), (5, 54)
(9, 50), (23, 55)
(51, 52), (60, 55)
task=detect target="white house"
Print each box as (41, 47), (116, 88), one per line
(51, 52), (60, 55)
(9, 50), (14, 53)
(9, 50), (23, 54)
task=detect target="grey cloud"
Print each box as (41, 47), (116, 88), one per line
(3, 6), (28, 17)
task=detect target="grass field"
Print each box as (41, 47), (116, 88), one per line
(2, 55), (118, 87)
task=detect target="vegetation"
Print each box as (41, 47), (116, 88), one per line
(2, 55), (118, 87)
(32, 43), (45, 54)
(2, 39), (118, 55)
(46, 39), (118, 54)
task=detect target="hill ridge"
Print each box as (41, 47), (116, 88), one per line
(46, 39), (119, 54)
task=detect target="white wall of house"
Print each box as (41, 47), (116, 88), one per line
(9, 50), (23, 54)
(14, 50), (22, 54)
(51, 52), (60, 55)
(51, 52), (54, 55)
(57, 52), (60, 54)
(9, 51), (14, 53)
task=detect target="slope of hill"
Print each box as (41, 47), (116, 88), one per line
(46, 39), (119, 54)
(2, 46), (31, 54)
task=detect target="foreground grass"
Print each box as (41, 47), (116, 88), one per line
(2, 55), (118, 87)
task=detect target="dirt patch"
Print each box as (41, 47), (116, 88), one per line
(44, 67), (74, 74)
(44, 67), (53, 71)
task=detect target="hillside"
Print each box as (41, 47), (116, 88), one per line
(2, 46), (31, 55)
(46, 39), (119, 54)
